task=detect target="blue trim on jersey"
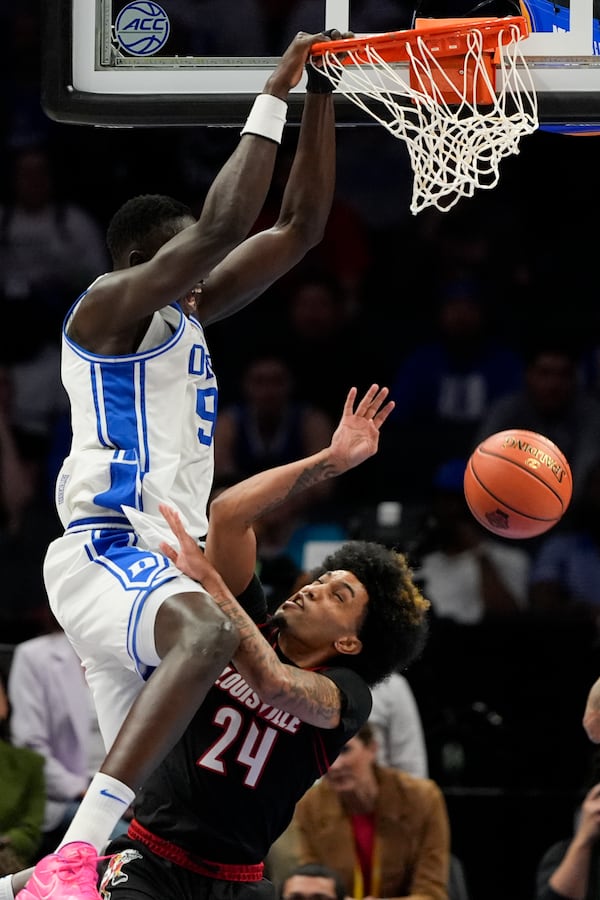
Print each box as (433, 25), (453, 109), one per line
(94, 449), (142, 514)
(66, 515), (132, 532)
(127, 587), (160, 680)
(90, 365), (110, 448)
(62, 300), (187, 364)
(85, 530), (176, 591)
(99, 362), (143, 451)
(139, 361), (149, 468)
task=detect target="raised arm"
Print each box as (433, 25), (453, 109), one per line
(198, 34), (343, 325)
(207, 384), (394, 595)
(70, 32), (328, 345)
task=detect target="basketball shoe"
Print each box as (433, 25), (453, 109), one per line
(16, 842), (105, 900)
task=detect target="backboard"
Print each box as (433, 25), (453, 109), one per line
(41, 0), (600, 132)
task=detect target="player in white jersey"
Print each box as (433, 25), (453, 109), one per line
(5, 30), (345, 900)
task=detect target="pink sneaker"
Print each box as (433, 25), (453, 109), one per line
(16, 843), (104, 900)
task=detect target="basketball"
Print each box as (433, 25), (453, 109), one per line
(463, 429), (572, 539)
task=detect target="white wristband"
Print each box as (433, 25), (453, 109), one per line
(0, 875), (15, 900)
(240, 94), (287, 144)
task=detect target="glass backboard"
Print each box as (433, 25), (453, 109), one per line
(41, 0), (600, 132)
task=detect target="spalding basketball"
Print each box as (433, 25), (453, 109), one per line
(464, 429), (572, 539)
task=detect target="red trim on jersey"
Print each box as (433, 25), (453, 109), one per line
(128, 819), (264, 881)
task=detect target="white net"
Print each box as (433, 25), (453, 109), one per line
(310, 20), (538, 215)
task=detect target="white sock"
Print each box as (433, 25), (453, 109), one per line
(58, 773), (135, 853)
(0, 875), (15, 900)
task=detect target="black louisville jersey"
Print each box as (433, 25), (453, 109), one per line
(133, 628), (372, 865)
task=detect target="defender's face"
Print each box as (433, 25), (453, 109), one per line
(274, 570), (368, 654)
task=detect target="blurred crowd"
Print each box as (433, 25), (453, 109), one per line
(1, 2), (600, 899)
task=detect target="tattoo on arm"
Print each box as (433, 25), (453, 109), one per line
(246, 458), (338, 522)
(210, 585), (342, 728)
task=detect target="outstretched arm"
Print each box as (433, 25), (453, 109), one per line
(207, 384), (394, 595)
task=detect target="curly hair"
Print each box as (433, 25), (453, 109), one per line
(106, 194), (194, 264)
(312, 541), (430, 687)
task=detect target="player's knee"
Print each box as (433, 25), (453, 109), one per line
(156, 592), (239, 660)
(185, 597), (239, 656)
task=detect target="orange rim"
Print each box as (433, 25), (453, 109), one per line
(310, 16), (530, 64)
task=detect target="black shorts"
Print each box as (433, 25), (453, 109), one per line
(99, 837), (276, 900)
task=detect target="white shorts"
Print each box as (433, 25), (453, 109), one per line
(43, 529), (204, 750)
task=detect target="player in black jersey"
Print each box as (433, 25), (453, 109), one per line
(99, 384), (430, 900)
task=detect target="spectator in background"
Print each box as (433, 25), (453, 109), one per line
(0, 669), (45, 876)
(214, 349), (334, 483)
(0, 144), (105, 479)
(0, 368), (36, 540)
(534, 732), (600, 900)
(8, 622), (129, 859)
(0, 144), (109, 335)
(414, 459), (530, 626)
(388, 279), (523, 501)
(279, 862), (346, 900)
(0, 367), (57, 641)
(529, 457), (600, 628)
(0, 4), (49, 153)
(214, 352), (356, 609)
(288, 722), (450, 900)
(475, 336), (600, 510)
(369, 671), (429, 777)
(583, 676), (600, 746)
(249, 134), (372, 317)
(535, 781), (600, 900)
(279, 275), (385, 421)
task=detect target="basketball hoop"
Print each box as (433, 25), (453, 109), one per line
(310, 17), (538, 215)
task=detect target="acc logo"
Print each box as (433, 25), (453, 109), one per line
(115, 1), (170, 57)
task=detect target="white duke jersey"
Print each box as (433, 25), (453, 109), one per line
(55, 294), (217, 543)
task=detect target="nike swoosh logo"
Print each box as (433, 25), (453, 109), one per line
(100, 788), (128, 804)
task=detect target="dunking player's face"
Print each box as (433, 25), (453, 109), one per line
(272, 570), (368, 662)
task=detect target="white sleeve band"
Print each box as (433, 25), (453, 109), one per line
(240, 94), (288, 144)
(0, 876), (15, 900)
